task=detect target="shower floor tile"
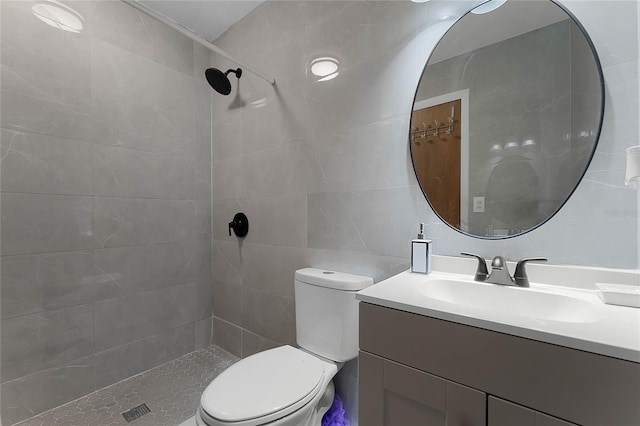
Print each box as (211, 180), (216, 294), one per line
(14, 345), (238, 426)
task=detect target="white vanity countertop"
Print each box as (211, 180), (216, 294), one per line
(356, 269), (640, 363)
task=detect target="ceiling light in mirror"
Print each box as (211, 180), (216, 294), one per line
(504, 141), (519, 150)
(32, 0), (84, 33)
(310, 57), (340, 82)
(471, 0), (507, 15)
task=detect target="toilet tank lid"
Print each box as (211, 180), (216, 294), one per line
(295, 268), (373, 291)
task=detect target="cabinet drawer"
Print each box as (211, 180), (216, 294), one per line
(360, 302), (640, 426)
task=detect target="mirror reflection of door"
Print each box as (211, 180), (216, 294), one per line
(411, 100), (461, 227)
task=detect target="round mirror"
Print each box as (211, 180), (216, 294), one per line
(411, 0), (604, 238)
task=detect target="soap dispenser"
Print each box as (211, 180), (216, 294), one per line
(411, 223), (432, 274)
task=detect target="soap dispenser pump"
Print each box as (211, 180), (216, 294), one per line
(411, 223), (432, 274)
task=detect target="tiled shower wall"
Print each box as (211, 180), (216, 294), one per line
(0, 1), (213, 424)
(209, 0), (638, 357)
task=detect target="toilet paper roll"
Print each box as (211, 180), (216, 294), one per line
(625, 145), (640, 189)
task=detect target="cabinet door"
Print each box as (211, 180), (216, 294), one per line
(488, 396), (578, 426)
(359, 350), (485, 426)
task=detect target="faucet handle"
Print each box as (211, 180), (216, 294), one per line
(460, 252), (488, 282)
(514, 257), (548, 287)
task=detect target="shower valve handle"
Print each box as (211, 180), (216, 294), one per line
(228, 212), (249, 238)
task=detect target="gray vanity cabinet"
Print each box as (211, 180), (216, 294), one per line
(359, 302), (640, 426)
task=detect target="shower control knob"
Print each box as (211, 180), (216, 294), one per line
(228, 212), (249, 238)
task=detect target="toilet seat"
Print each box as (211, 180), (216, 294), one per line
(199, 346), (328, 426)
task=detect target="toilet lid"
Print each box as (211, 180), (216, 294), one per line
(201, 346), (326, 423)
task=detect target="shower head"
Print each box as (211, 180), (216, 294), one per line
(205, 67), (242, 95)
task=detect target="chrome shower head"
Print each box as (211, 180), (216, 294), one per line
(205, 67), (242, 95)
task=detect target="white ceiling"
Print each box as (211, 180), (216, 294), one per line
(140, 0), (264, 41)
(139, 0), (570, 60)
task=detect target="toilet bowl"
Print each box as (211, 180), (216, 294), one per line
(196, 346), (337, 426)
(196, 268), (373, 426)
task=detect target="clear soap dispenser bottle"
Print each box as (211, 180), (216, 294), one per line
(411, 223), (432, 274)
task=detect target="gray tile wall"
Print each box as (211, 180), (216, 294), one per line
(0, 1), (213, 424)
(208, 0), (638, 368)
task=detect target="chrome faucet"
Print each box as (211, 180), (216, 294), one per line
(461, 253), (547, 287)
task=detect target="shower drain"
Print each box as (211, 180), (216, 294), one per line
(122, 402), (151, 422)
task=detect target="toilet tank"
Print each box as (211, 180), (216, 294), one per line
(294, 268), (373, 362)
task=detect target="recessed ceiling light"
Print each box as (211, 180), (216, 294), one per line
(411, 0), (431, 3)
(310, 57), (340, 82)
(471, 0), (507, 15)
(32, 0), (84, 33)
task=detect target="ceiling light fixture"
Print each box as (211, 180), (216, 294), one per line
(411, 0), (431, 3)
(32, 0), (84, 33)
(471, 0), (507, 15)
(310, 57), (340, 82)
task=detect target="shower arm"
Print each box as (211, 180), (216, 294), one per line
(121, 0), (276, 86)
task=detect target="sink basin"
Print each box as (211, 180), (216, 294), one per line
(418, 278), (598, 323)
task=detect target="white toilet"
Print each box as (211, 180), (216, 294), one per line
(195, 268), (373, 426)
